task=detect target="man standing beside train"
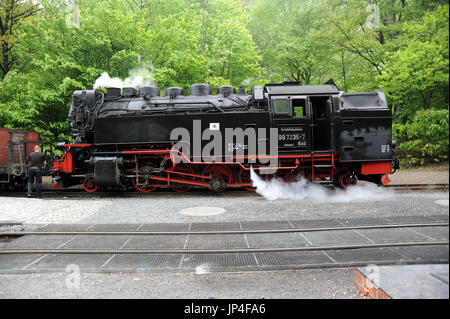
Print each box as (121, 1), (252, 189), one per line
(26, 145), (46, 199)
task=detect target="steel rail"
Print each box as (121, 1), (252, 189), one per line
(0, 241), (447, 255)
(0, 222), (447, 236)
(386, 184), (449, 189)
(1, 183), (448, 197)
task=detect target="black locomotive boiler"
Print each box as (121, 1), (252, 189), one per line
(52, 82), (399, 192)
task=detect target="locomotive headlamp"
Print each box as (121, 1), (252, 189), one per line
(56, 142), (66, 151)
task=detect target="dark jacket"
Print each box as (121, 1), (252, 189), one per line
(29, 152), (46, 168)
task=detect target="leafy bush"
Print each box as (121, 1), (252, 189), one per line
(393, 109), (449, 165)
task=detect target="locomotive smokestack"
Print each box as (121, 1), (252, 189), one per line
(239, 85), (246, 95)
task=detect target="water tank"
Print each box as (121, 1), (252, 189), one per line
(218, 85), (236, 97)
(106, 87), (121, 98)
(166, 87), (184, 99)
(139, 86), (160, 99)
(189, 84), (212, 96)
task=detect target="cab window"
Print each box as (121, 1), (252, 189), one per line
(292, 99), (306, 118)
(273, 99), (290, 114)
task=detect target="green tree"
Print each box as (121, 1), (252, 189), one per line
(0, 0), (40, 79)
(379, 5), (449, 122)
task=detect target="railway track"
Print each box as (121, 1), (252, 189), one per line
(0, 221), (448, 255)
(0, 183), (448, 198)
(386, 183), (449, 191)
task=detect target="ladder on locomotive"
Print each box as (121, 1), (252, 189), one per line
(311, 122), (336, 183)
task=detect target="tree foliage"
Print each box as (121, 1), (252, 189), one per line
(0, 0), (261, 142)
(393, 109), (449, 165)
(0, 0), (448, 166)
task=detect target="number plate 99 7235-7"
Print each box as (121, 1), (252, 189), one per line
(278, 127), (307, 147)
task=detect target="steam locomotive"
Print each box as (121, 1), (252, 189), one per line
(52, 81), (399, 192)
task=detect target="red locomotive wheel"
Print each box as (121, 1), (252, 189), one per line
(339, 172), (358, 189)
(202, 165), (232, 192)
(238, 168), (256, 192)
(169, 164), (195, 193)
(131, 176), (157, 193)
(83, 178), (98, 193)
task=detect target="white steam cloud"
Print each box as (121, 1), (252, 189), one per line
(250, 168), (393, 202)
(240, 78), (252, 86)
(93, 63), (156, 89)
(195, 264), (212, 275)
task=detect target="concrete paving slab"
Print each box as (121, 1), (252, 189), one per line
(103, 254), (182, 271)
(430, 215), (449, 222)
(384, 215), (438, 224)
(27, 254), (113, 271)
(181, 253), (258, 271)
(5, 235), (76, 249)
(89, 224), (140, 231)
(185, 234), (248, 249)
(357, 264), (449, 299)
(303, 229), (371, 245)
(190, 222), (241, 231)
(0, 254), (44, 272)
(241, 220), (292, 230)
(406, 226), (449, 241)
(389, 245), (449, 262)
(289, 218), (343, 228)
(138, 223), (190, 232)
(246, 233), (308, 248)
(123, 235), (188, 249)
(336, 217), (393, 226)
(327, 247), (407, 264)
(36, 224), (93, 232)
(255, 251), (334, 267)
(357, 228), (435, 243)
(62, 235), (131, 249)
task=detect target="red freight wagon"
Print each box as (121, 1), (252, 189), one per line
(0, 128), (40, 191)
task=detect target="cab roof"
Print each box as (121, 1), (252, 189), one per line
(264, 83), (340, 95)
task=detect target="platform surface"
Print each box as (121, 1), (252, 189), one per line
(358, 264), (449, 299)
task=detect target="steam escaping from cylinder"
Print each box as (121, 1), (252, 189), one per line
(93, 63), (156, 89)
(249, 168), (393, 202)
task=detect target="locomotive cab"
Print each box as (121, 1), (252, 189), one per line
(265, 82), (398, 187)
(265, 82), (340, 155)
